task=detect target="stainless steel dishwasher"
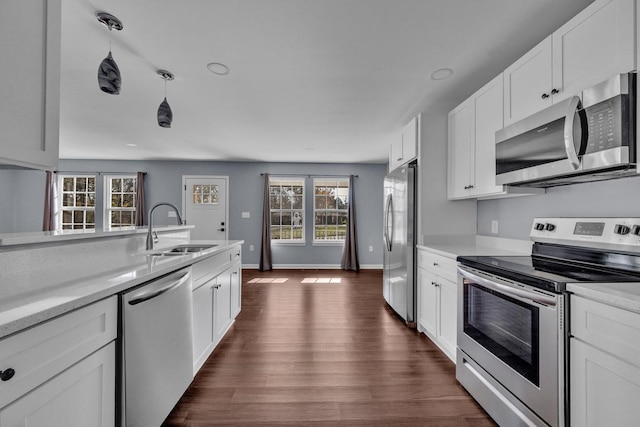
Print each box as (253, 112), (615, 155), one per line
(119, 267), (194, 427)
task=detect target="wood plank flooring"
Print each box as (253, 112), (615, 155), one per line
(162, 269), (495, 426)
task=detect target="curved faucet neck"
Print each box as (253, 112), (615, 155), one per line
(146, 202), (183, 250)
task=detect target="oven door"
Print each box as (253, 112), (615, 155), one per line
(456, 265), (564, 427)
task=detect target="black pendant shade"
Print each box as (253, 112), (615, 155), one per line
(96, 12), (123, 95)
(157, 97), (173, 128)
(98, 51), (121, 94)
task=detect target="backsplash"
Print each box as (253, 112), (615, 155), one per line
(477, 175), (640, 239)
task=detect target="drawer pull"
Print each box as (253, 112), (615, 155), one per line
(0, 368), (15, 381)
(433, 262), (438, 266)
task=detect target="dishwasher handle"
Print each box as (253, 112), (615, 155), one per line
(128, 270), (191, 306)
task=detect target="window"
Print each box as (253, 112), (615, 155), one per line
(105, 175), (137, 229)
(269, 177), (305, 243)
(313, 178), (349, 242)
(59, 175), (96, 230)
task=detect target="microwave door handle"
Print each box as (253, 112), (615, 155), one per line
(563, 95), (583, 170)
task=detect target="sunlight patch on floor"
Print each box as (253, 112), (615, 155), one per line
(247, 278), (289, 283)
(301, 278), (342, 283)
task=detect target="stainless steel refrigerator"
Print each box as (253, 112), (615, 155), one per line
(383, 162), (416, 327)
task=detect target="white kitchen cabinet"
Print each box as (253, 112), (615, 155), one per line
(191, 245), (242, 374)
(570, 295), (640, 426)
(417, 248), (457, 362)
(0, 0), (61, 170)
(448, 74), (539, 200)
(0, 296), (117, 425)
(0, 343), (115, 427)
(504, 0), (635, 126)
(389, 116), (418, 172)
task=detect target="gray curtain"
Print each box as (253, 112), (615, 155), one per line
(259, 173), (272, 271)
(341, 175), (360, 271)
(42, 171), (56, 231)
(135, 171), (146, 226)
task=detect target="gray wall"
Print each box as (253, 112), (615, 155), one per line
(0, 160), (386, 267)
(478, 175), (640, 239)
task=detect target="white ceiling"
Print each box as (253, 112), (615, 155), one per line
(59, 0), (594, 164)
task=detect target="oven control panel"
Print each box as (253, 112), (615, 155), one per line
(530, 217), (640, 251)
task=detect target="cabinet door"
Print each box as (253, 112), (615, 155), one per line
(192, 281), (215, 373)
(472, 74), (504, 197)
(389, 137), (404, 172)
(552, 0), (635, 103)
(230, 263), (242, 319)
(0, 343), (115, 427)
(214, 271), (233, 343)
(436, 277), (457, 361)
(401, 117), (418, 162)
(503, 36), (553, 126)
(570, 339), (640, 426)
(0, 0), (61, 170)
(447, 101), (473, 199)
(418, 268), (437, 337)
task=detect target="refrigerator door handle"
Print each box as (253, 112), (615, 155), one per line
(385, 194), (393, 252)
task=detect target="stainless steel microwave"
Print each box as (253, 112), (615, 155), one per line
(495, 73), (636, 187)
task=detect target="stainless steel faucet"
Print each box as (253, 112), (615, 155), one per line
(146, 202), (184, 250)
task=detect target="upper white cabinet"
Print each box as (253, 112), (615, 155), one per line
(0, 0), (61, 170)
(449, 74), (539, 200)
(504, 0), (636, 126)
(389, 117), (418, 172)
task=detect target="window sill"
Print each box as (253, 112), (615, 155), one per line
(271, 241), (307, 246)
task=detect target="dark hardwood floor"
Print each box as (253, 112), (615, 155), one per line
(163, 269), (495, 426)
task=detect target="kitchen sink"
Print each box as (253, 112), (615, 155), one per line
(165, 244), (218, 253)
(146, 244), (218, 257)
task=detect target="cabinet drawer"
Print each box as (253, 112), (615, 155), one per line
(418, 250), (457, 282)
(0, 296), (117, 408)
(571, 295), (640, 368)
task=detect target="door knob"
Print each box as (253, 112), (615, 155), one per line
(217, 228), (225, 232)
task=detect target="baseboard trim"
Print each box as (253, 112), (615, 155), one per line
(242, 264), (382, 270)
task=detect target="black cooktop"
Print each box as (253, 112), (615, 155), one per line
(457, 243), (640, 293)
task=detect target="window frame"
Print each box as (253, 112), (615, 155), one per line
(103, 174), (138, 230)
(269, 176), (306, 245)
(57, 174), (97, 231)
(312, 177), (349, 246)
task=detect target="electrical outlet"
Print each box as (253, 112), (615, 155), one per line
(491, 220), (499, 234)
(168, 211), (176, 217)
(368, 245), (373, 252)
(249, 244), (255, 251)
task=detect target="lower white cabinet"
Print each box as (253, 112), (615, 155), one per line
(0, 343), (115, 427)
(192, 245), (242, 374)
(570, 295), (640, 425)
(0, 296), (117, 426)
(417, 248), (457, 362)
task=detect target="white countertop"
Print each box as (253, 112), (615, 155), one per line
(0, 240), (243, 339)
(418, 235), (532, 259)
(567, 282), (640, 315)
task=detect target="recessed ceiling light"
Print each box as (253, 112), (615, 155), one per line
(207, 62), (230, 76)
(305, 147), (314, 151)
(126, 143), (137, 147)
(430, 68), (453, 80)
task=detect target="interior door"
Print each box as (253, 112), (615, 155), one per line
(183, 176), (228, 240)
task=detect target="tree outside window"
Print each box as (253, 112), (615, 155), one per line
(269, 177), (305, 243)
(314, 178), (349, 242)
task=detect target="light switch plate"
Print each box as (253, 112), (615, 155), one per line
(242, 212), (250, 218)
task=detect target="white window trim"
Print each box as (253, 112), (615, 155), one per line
(57, 174), (96, 231)
(269, 176), (306, 244)
(103, 174), (137, 230)
(312, 177), (349, 245)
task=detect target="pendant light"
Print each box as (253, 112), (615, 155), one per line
(157, 70), (174, 128)
(96, 12), (123, 95)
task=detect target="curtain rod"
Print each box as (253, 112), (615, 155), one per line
(260, 173), (358, 178)
(54, 171), (146, 175)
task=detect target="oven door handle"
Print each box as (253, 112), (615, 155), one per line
(457, 266), (557, 306)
